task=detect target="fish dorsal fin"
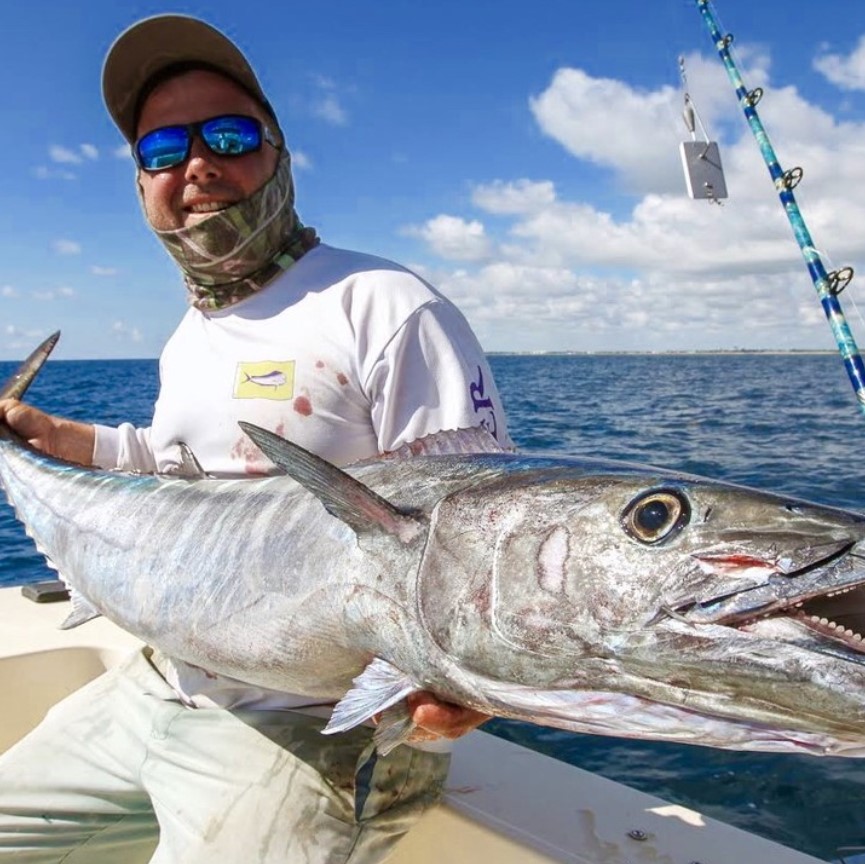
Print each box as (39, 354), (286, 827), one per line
(0, 331), (60, 402)
(238, 422), (426, 543)
(175, 443), (209, 478)
(383, 426), (507, 460)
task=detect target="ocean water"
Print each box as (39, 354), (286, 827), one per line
(2, 351), (865, 860)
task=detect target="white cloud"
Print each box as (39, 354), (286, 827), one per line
(3, 324), (49, 351)
(53, 239), (81, 255)
(38, 143), (100, 179)
(309, 74), (350, 125)
(33, 165), (76, 181)
(312, 74), (337, 90)
(472, 180), (556, 215)
(90, 265), (118, 277)
(32, 286), (74, 301)
(403, 49), (865, 352)
(405, 215), (493, 262)
(1, 285), (17, 298)
(112, 321), (143, 343)
(114, 144), (132, 160)
(814, 36), (865, 91)
(291, 150), (312, 171)
(313, 95), (348, 126)
(49, 144), (99, 164)
(527, 50), (771, 197)
(50, 145), (82, 165)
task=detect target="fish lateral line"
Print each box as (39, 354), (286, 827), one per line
(238, 421), (426, 543)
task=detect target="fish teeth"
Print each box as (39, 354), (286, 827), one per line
(802, 615), (865, 643)
(826, 587), (854, 598)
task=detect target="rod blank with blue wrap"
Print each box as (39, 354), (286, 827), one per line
(694, 0), (865, 417)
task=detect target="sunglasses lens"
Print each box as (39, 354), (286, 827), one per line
(201, 116), (262, 156)
(135, 116), (265, 171)
(136, 126), (189, 171)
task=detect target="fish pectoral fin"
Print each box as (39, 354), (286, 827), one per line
(60, 588), (102, 629)
(238, 422), (426, 543)
(373, 702), (417, 755)
(323, 658), (421, 736)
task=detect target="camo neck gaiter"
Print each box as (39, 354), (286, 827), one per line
(148, 152), (319, 311)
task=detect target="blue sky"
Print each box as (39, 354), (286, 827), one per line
(2, 0), (865, 359)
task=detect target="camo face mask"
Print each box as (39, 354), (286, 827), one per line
(146, 152), (319, 311)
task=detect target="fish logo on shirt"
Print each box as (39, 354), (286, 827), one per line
(234, 361), (295, 400)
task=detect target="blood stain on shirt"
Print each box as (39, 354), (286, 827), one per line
(315, 360), (325, 369)
(231, 435), (271, 474)
(294, 396), (313, 416)
(336, 372), (348, 386)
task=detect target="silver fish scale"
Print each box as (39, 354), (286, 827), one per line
(5, 430), (865, 756)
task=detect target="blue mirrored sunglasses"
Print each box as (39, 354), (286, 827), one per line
(134, 114), (280, 172)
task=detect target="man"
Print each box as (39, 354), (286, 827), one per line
(0, 14), (511, 864)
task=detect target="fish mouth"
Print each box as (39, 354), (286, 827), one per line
(675, 542), (865, 662)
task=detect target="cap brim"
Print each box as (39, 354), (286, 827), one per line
(102, 15), (270, 142)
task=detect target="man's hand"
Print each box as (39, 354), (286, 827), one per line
(405, 692), (490, 744)
(0, 399), (95, 465)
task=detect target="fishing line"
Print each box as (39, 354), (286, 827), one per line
(677, 52), (728, 204)
(678, 56), (713, 145)
(692, 0), (865, 419)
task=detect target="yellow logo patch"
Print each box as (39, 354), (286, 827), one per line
(233, 361), (295, 400)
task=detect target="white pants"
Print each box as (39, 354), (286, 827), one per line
(0, 649), (449, 863)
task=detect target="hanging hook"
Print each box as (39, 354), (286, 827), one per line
(683, 97), (696, 135)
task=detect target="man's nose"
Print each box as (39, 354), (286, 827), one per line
(184, 136), (221, 181)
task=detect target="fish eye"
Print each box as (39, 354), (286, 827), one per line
(622, 489), (690, 545)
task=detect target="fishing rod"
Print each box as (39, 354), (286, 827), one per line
(693, 0), (865, 418)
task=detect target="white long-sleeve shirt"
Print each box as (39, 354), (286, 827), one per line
(91, 243), (510, 713)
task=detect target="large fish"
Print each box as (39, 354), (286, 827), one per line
(3, 334), (865, 756)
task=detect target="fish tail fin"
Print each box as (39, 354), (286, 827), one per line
(0, 331), (60, 402)
(0, 332), (60, 444)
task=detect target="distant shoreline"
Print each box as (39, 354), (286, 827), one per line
(0, 350), (840, 363)
(486, 350), (837, 357)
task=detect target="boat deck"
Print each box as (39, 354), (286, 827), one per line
(0, 583), (830, 863)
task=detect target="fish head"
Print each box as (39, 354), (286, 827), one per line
(417, 459), (865, 753)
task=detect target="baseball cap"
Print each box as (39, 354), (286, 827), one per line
(102, 15), (275, 143)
